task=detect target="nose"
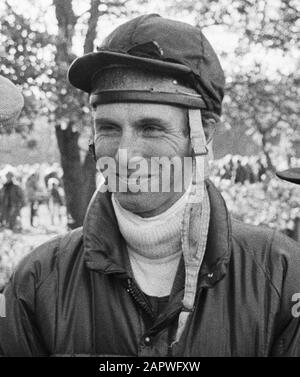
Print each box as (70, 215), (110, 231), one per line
(115, 130), (144, 171)
(117, 129), (136, 154)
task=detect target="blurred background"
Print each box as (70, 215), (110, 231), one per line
(0, 0), (299, 290)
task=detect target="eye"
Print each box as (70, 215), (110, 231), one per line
(95, 123), (121, 136)
(100, 125), (116, 131)
(142, 124), (164, 136)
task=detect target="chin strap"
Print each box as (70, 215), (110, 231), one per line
(188, 109), (209, 204)
(172, 109), (210, 346)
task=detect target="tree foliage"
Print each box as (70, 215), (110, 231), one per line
(165, 0), (300, 169)
(224, 67), (300, 170)
(0, 1), (54, 134)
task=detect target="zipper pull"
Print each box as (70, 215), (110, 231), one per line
(127, 278), (132, 292)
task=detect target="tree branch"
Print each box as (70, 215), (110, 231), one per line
(83, 0), (101, 54)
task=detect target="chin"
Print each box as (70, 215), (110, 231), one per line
(114, 191), (156, 215)
(114, 190), (182, 217)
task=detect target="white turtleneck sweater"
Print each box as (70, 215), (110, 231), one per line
(111, 189), (191, 297)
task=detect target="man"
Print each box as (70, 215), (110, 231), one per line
(0, 14), (300, 357)
(47, 177), (64, 225)
(0, 170), (24, 231)
(25, 172), (40, 227)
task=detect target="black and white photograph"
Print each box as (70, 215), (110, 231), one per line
(0, 0), (299, 360)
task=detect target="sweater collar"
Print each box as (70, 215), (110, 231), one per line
(110, 190), (189, 260)
(83, 180), (232, 283)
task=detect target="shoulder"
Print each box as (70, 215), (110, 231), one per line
(231, 219), (276, 252)
(231, 218), (300, 296)
(231, 218), (299, 261)
(10, 227), (83, 297)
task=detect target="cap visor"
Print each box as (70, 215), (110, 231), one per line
(68, 50), (192, 93)
(276, 168), (300, 184)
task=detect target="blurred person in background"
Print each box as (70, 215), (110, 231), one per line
(44, 163), (63, 189)
(0, 170), (24, 231)
(25, 172), (40, 227)
(257, 157), (267, 182)
(47, 177), (64, 225)
(234, 158), (247, 184)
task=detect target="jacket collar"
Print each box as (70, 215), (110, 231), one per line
(83, 180), (232, 284)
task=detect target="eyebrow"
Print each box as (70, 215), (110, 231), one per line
(135, 117), (169, 128)
(94, 117), (169, 129)
(94, 118), (119, 127)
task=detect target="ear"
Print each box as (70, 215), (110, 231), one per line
(203, 119), (216, 144)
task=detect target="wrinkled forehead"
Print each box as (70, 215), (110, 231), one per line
(93, 101), (189, 128)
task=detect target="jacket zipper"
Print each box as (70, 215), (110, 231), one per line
(127, 278), (177, 356)
(126, 278), (155, 320)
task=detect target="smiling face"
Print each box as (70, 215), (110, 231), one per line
(93, 102), (194, 217)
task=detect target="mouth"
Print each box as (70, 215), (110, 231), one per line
(116, 173), (152, 181)
(115, 174), (156, 193)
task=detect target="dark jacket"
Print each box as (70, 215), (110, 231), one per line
(0, 181), (300, 356)
(0, 181), (24, 221)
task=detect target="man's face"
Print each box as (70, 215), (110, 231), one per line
(93, 102), (194, 217)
